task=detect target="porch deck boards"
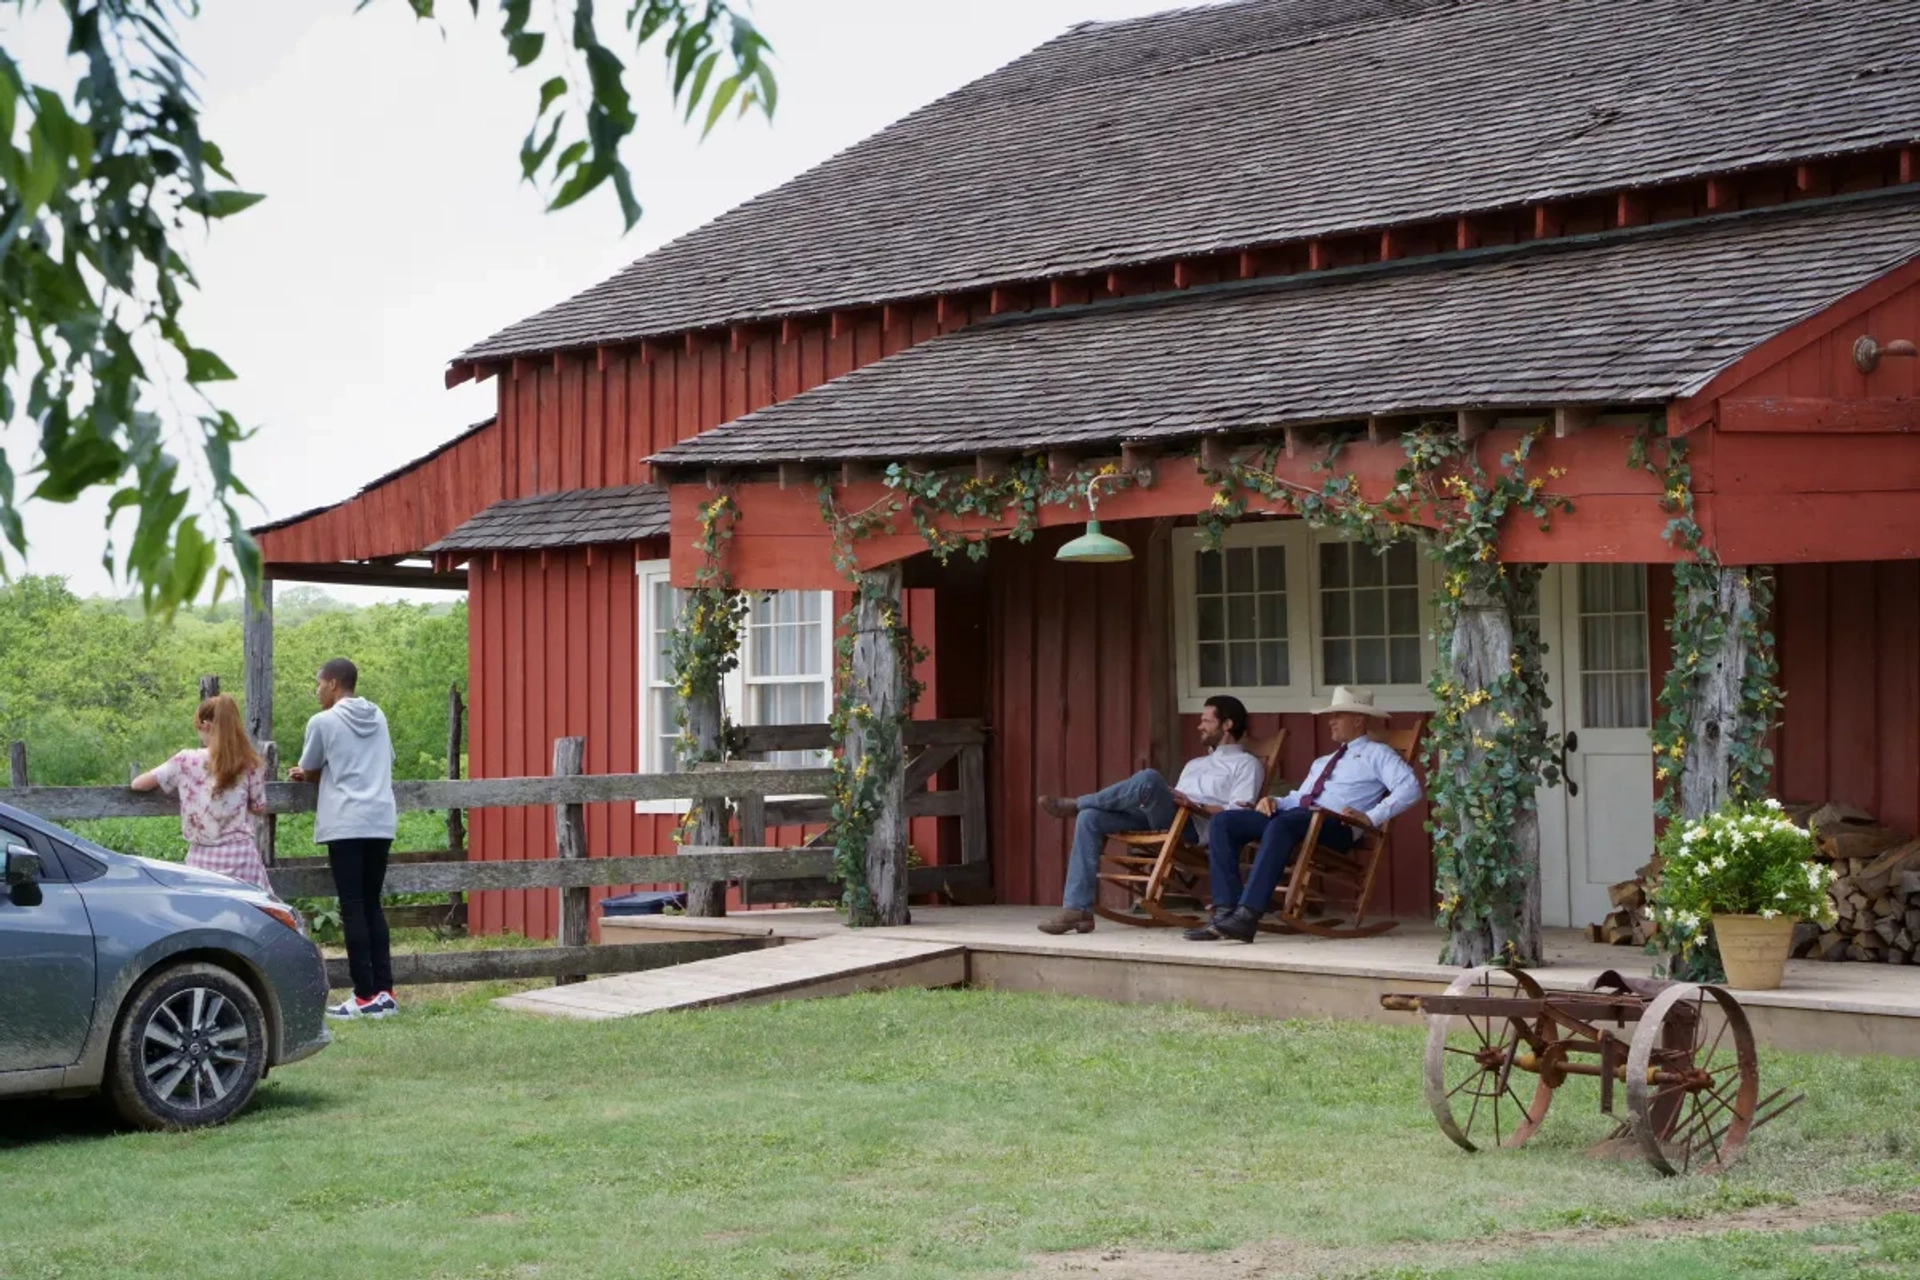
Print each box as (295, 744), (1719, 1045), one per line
(493, 935), (965, 1021)
(596, 906), (1920, 1056)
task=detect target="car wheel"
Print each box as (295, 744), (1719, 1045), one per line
(107, 961), (267, 1131)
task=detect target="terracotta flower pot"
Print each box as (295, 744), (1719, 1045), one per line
(1712, 913), (1795, 990)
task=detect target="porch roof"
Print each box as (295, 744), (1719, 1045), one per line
(649, 193), (1920, 468)
(427, 485), (669, 555)
(457, 0), (1920, 363)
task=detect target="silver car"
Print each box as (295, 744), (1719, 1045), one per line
(0, 802), (330, 1129)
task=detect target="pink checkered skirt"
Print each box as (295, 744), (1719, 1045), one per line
(186, 836), (272, 894)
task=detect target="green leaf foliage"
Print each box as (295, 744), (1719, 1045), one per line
(0, 576), (466, 786)
(2, 1), (775, 619)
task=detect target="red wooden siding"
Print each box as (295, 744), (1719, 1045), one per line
(465, 540), (948, 937)
(494, 301), (976, 499)
(1775, 561), (1920, 834)
(254, 419), (504, 565)
(982, 523), (1442, 917)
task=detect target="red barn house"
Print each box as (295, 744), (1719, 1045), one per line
(253, 0), (1920, 939)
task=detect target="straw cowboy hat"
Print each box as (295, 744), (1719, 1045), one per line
(1313, 685), (1392, 719)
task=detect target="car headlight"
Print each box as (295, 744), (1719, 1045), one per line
(253, 902), (306, 936)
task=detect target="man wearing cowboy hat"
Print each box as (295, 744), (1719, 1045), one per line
(1188, 685), (1421, 943)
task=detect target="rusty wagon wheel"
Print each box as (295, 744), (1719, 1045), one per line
(1423, 966), (1555, 1153)
(1625, 983), (1759, 1176)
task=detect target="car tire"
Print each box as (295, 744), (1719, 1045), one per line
(106, 961), (268, 1131)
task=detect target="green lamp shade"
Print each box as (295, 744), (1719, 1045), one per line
(1056, 519), (1133, 563)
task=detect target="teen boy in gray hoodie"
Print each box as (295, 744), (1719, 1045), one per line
(289, 658), (399, 1019)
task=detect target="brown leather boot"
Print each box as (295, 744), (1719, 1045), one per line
(1037, 908), (1095, 935)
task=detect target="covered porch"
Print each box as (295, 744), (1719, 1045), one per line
(644, 189), (1920, 946)
(581, 904), (1920, 1057)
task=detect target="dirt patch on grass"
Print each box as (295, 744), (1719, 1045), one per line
(1022, 1195), (1920, 1279)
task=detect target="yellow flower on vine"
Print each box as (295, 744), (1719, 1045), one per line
(1656, 766), (1670, 780)
(1547, 466), (1567, 479)
(1210, 491), (1231, 510)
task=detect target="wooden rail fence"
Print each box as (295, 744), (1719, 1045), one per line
(0, 718), (989, 984)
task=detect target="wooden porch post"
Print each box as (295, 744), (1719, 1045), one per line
(1674, 566), (1769, 820)
(849, 564), (910, 927)
(683, 661), (730, 918)
(1442, 568), (1544, 967)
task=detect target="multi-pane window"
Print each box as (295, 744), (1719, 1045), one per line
(744, 591), (830, 767)
(1319, 540), (1422, 687)
(637, 564), (835, 799)
(645, 577), (685, 774)
(1193, 545), (1289, 688)
(1577, 564), (1651, 729)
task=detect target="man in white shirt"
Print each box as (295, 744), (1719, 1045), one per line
(1037, 695), (1263, 935)
(1189, 685), (1421, 943)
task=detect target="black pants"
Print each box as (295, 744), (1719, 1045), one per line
(327, 838), (394, 999)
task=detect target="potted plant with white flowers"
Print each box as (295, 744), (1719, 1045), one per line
(1647, 798), (1836, 990)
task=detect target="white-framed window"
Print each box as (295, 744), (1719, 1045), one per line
(635, 560), (835, 811)
(1172, 522), (1438, 713)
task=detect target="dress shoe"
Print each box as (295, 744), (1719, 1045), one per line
(1038, 796), (1078, 819)
(1037, 908), (1095, 935)
(1212, 905), (1259, 943)
(1183, 908), (1229, 941)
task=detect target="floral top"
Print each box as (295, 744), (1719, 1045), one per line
(153, 749), (267, 848)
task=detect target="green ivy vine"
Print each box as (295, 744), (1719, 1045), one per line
(1205, 425), (1572, 965)
(666, 493), (751, 838)
(1630, 427), (1785, 981)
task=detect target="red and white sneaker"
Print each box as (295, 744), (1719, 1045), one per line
(326, 995), (391, 1020)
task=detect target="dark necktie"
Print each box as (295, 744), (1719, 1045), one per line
(1303, 742), (1350, 808)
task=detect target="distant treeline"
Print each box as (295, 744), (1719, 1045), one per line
(0, 577), (466, 786)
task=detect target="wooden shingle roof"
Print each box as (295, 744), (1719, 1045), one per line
(458, 0), (1920, 362)
(427, 485), (669, 553)
(649, 193), (1920, 467)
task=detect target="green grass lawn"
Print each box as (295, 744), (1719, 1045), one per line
(2, 988), (1916, 1280)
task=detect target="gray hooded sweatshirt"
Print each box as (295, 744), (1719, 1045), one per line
(299, 697), (398, 844)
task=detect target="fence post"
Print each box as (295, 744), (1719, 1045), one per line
(446, 686), (466, 932)
(553, 737), (588, 984)
(254, 741), (278, 867)
(958, 742), (987, 868)
(199, 674), (220, 701)
(8, 741), (25, 789)
(683, 682), (729, 918)
(243, 580), (274, 749)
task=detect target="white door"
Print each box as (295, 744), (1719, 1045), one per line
(1559, 564), (1657, 927)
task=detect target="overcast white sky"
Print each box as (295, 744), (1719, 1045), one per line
(4, 0), (1186, 604)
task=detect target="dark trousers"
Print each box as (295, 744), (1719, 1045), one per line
(327, 838), (394, 999)
(1206, 807), (1354, 916)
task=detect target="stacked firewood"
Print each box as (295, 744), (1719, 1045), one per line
(1588, 871), (1655, 947)
(1586, 801), (1920, 964)
(1793, 803), (1920, 965)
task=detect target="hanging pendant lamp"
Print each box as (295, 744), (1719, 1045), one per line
(1055, 474), (1134, 563)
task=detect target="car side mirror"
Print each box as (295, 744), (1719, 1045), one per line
(4, 842), (43, 886)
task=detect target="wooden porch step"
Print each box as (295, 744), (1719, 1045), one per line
(492, 935), (966, 1021)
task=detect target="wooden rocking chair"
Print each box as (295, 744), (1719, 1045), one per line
(1091, 730), (1288, 929)
(1260, 719), (1425, 939)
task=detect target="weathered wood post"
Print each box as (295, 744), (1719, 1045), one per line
(683, 675), (730, 918)
(254, 741), (278, 867)
(1674, 566), (1772, 820)
(848, 564), (910, 927)
(445, 686), (467, 930)
(198, 674), (220, 701)
(244, 579), (273, 743)
(1441, 573), (1543, 968)
(553, 736), (589, 983)
(8, 741), (25, 789)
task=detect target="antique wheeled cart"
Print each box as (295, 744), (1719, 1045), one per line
(1380, 967), (1803, 1175)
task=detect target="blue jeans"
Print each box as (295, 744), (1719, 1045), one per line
(1061, 769), (1191, 911)
(1206, 808), (1354, 916)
